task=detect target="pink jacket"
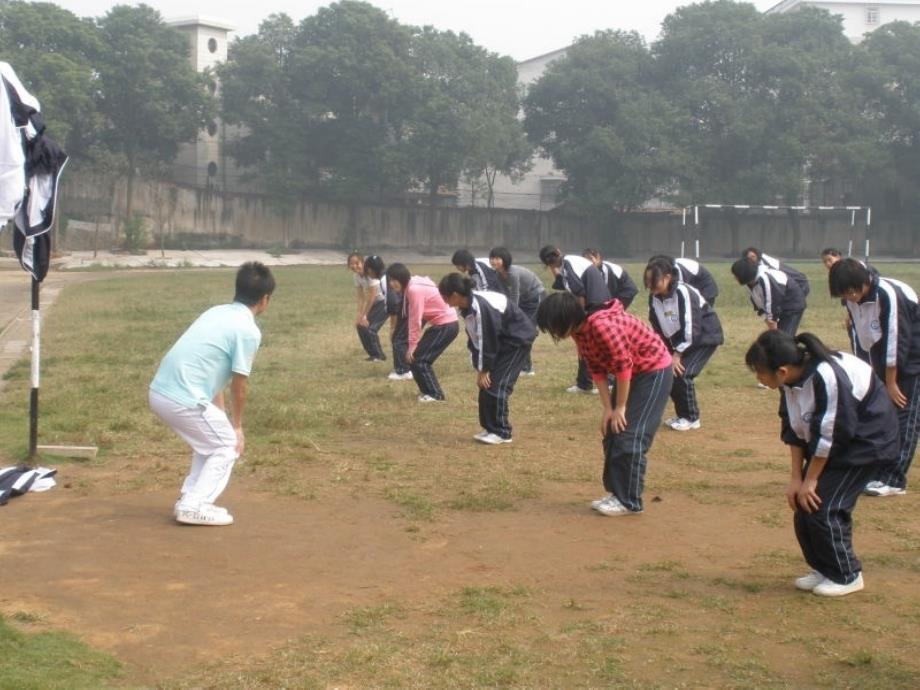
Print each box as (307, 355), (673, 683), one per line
(405, 276), (458, 352)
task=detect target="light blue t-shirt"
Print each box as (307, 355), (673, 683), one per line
(150, 303), (262, 408)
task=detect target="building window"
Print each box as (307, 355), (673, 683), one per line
(208, 38), (218, 53)
(206, 121), (218, 137)
(866, 7), (880, 25)
(207, 162), (218, 177)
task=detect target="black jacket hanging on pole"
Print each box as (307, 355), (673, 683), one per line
(0, 61), (68, 282)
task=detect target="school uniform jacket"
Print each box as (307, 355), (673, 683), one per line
(404, 276), (459, 352)
(846, 275), (920, 379)
(461, 291), (537, 372)
(379, 272), (403, 317)
(779, 353), (898, 467)
(600, 260), (638, 309)
(748, 266), (806, 322)
(760, 253), (810, 298)
(469, 259), (507, 294)
(648, 283), (723, 354)
(553, 255), (611, 311)
(674, 258), (719, 304)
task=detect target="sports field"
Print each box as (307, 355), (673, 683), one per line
(0, 260), (918, 688)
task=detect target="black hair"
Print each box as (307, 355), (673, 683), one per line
(387, 262), (411, 291)
(451, 249), (475, 270)
(438, 272), (476, 299)
(648, 253), (676, 265)
(536, 292), (586, 341)
(731, 257), (758, 285)
(346, 251), (362, 264)
(489, 246), (512, 269)
(742, 247), (762, 263)
(644, 256), (677, 289)
(745, 331), (838, 374)
(828, 257), (871, 298)
(538, 244), (562, 267)
(363, 255), (385, 279)
(234, 261), (276, 306)
(582, 248), (602, 261)
(820, 247), (843, 259)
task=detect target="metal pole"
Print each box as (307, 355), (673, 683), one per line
(680, 207), (686, 258)
(694, 205), (700, 258)
(865, 207), (871, 261)
(29, 276), (40, 459)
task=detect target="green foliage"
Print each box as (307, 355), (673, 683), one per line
(121, 214), (147, 254)
(219, 1), (528, 205)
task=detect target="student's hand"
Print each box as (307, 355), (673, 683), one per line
(672, 353), (685, 377)
(786, 477), (802, 511)
(766, 319), (778, 330)
(887, 381), (908, 409)
(796, 478), (821, 514)
(234, 427), (245, 456)
(406, 350), (415, 364)
(601, 406), (628, 436)
(477, 371), (491, 390)
(356, 315), (369, 328)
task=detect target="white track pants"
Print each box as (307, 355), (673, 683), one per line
(148, 390), (239, 510)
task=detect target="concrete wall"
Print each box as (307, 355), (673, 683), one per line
(55, 173), (919, 258)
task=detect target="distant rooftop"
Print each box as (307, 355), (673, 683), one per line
(767, 0), (920, 10)
(165, 16), (236, 32)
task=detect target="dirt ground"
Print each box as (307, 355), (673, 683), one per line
(1, 453), (916, 687)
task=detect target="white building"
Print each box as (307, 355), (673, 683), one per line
(766, 1), (920, 41)
(457, 48), (568, 210)
(166, 16), (239, 190)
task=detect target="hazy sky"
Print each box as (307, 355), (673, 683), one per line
(51, 0), (781, 61)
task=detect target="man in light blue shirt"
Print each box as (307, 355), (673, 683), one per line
(149, 262), (275, 526)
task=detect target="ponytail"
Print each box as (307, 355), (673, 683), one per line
(745, 330), (837, 374)
(363, 255), (385, 279)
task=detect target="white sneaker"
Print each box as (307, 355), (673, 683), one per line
(668, 418), (701, 431)
(593, 495), (639, 516)
(175, 505), (234, 526)
(174, 500), (229, 518)
(663, 416), (679, 427)
(757, 383), (769, 390)
(476, 432), (512, 445)
(813, 573), (864, 597)
(387, 371), (414, 381)
(521, 370), (536, 377)
(566, 385), (597, 394)
(590, 493), (614, 510)
(418, 394), (442, 403)
(473, 430), (488, 440)
(794, 570), (826, 591)
(864, 481), (907, 497)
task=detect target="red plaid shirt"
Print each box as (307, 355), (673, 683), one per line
(573, 300), (671, 382)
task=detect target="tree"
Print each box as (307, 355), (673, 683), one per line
(0, 1), (102, 160)
(524, 30), (681, 212)
(850, 21), (920, 211)
(653, 1), (863, 205)
(94, 4), (213, 221)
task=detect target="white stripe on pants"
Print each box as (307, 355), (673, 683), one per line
(149, 390), (239, 510)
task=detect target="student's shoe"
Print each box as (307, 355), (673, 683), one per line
(812, 572), (864, 598)
(566, 385), (597, 394)
(668, 418), (701, 432)
(663, 416), (679, 427)
(756, 383), (770, 390)
(593, 495), (640, 517)
(387, 371), (414, 381)
(175, 505), (234, 526)
(521, 369), (536, 377)
(473, 430), (489, 440)
(476, 432), (512, 445)
(418, 394), (442, 403)
(174, 500), (229, 518)
(794, 570), (827, 591)
(864, 481), (907, 497)
(590, 493), (615, 510)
